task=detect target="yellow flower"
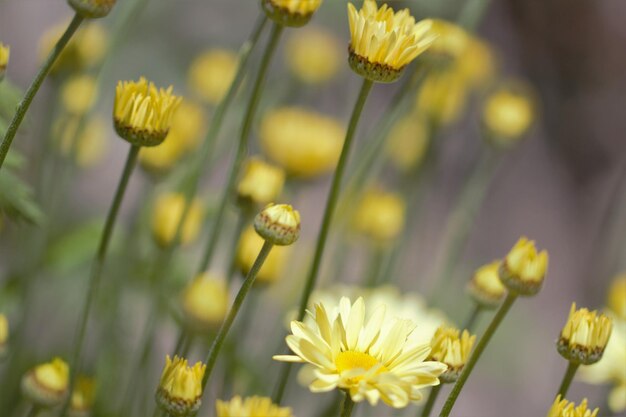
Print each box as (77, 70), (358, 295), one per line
(236, 226), (289, 285)
(156, 355), (206, 417)
(0, 42), (9, 79)
(260, 107), (345, 178)
(262, 0), (322, 27)
(0, 314), (8, 357)
(188, 49), (238, 105)
(69, 376), (95, 417)
(61, 75), (98, 115)
(275, 297), (446, 408)
(21, 357), (69, 407)
(456, 37), (496, 89)
(169, 100), (206, 150)
(427, 19), (469, 61)
(428, 326), (475, 383)
(237, 157), (286, 206)
(557, 303), (612, 365)
(254, 203), (301, 246)
(547, 395), (599, 417)
(151, 193), (203, 248)
(285, 27), (342, 84)
(385, 114), (430, 172)
(347, 0), (436, 82)
(181, 273), (229, 331)
(353, 189), (406, 242)
(139, 130), (188, 176)
(416, 70), (468, 127)
(39, 22), (107, 74)
(607, 274), (626, 320)
(499, 237), (548, 296)
(113, 77), (182, 147)
(466, 261), (507, 309)
(55, 116), (108, 168)
(216, 396), (294, 417)
(68, 0), (116, 19)
(483, 80), (535, 145)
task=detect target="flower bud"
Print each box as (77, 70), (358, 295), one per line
(466, 261), (507, 309)
(285, 28), (341, 84)
(254, 204), (300, 246)
(181, 273), (229, 331)
(237, 157), (286, 207)
(547, 395), (599, 417)
(216, 395), (294, 417)
(499, 237), (548, 296)
(68, 0), (116, 19)
(261, 0), (322, 28)
(428, 325), (476, 383)
(607, 274), (626, 320)
(21, 357), (69, 407)
(0, 314), (8, 357)
(0, 43), (10, 81)
(151, 193), (204, 248)
(557, 303), (612, 365)
(188, 49), (238, 105)
(482, 80), (535, 147)
(353, 189), (406, 243)
(236, 226), (289, 285)
(156, 355), (206, 417)
(69, 376), (95, 417)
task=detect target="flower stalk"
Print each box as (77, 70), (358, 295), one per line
(339, 394), (355, 417)
(463, 304), (484, 332)
(556, 361), (580, 400)
(420, 385), (442, 417)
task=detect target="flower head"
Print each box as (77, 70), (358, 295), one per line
(385, 114), (430, 172)
(285, 27), (341, 84)
(428, 326), (475, 383)
(483, 80), (535, 146)
(216, 396), (294, 417)
(353, 189), (406, 243)
(254, 203), (301, 246)
(156, 356), (206, 417)
(151, 193), (204, 248)
(68, 0), (116, 18)
(0, 314), (8, 357)
(456, 37), (496, 89)
(237, 157), (286, 206)
(607, 274), (626, 320)
(557, 303), (612, 365)
(547, 395), (599, 417)
(237, 226), (289, 285)
(466, 261), (507, 309)
(181, 273), (229, 331)
(262, 0), (322, 27)
(347, 0), (436, 82)
(499, 237), (548, 296)
(114, 77), (182, 147)
(61, 75), (98, 115)
(188, 49), (238, 105)
(274, 297), (446, 408)
(0, 42), (10, 80)
(21, 357), (69, 407)
(69, 376), (95, 417)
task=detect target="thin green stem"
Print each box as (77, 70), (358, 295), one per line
(462, 304), (483, 332)
(272, 78), (374, 405)
(25, 405), (40, 417)
(0, 14), (84, 170)
(201, 241), (274, 389)
(420, 385), (442, 417)
(458, 0), (492, 30)
(438, 293), (517, 417)
(365, 245), (386, 287)
(196, 22), (282, 274)
(339, 394), (355, 417)
(556, 362), (580, 399)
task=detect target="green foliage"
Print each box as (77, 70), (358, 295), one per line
(0, 151), (44, 225)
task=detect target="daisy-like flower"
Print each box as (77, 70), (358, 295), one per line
(482, 80), (535, 146)
(68, 0), (116, 19)
(21, 357), (70, 408)
(499, 237), (548, 296)
(353, 188), (406, 243)
(274, 297), (446, 408)
(237, 157), (286, 206)
(216, 396), (294, 417)
(547, 395), (599, 417)
(0, 42), (9, 80)
(254, 203), (301, 246)
(428, 326), (476, 383)
(557, 303), (612, 365)
(262, 0), (322, 27)
(156, 355), (206, 417)
(466, 261), (507, 309)
(347, 0), (436, 82)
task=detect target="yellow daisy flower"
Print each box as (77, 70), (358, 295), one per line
(547, 395), (599, 417)
(216, 395), (294, 417)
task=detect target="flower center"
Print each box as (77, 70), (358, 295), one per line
(335, 351), (387, 374)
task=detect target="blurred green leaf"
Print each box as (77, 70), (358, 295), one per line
(45, 220), (103, 273)
(0, 151), (44, 225)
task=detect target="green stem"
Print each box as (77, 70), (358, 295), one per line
(0, 14), (84, 170)
(421, 385), (442, 417)
(196, 22), (282, 274)
(339, 394), (355, 417)
(556, 362), (579, 399)
(59, 144), (140, 416)
(438, 293), (517, 417)
(272, 78), (374, 405)
(365, 245), (386, 287)
(462, 304), (483, 332)
(25, 405), (40, 417)
(201, 241), (274, 389)
(458, 0), (492, 30)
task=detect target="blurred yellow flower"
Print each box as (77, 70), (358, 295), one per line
(285, 27), (341, 84)
(151, 193), (203, 248)
(466, 261), (507, 309)
(21, 357), (69, 407)
(237, 157), (286, 206)
(139, 130), (188, 176)
(483, 80), (535, 145)
(237, 226), (289, 285)
(68, 0), (116, 19)
(557, 303), (612, 365)
(69, 376), (95, 417)
(188, 49), (238, 105)
(500, 237), (548, 296)
(353, 189), (406, 242)
(457, 37), (496, 89)
(416, 70), (468, 127)
(61, 75), (98, 115)
(547, 395), (599, 417)
(254, 203), (301, 246)
(39, 22), (107, 74)
(428, 325), (476, 383)
(216, 396), (294, 417)
(55, 116), (108, 168)
(385, 115), (430, 172)
(607, 274), (626, 320)
(0, 42), (9, 79)
(274, 297), (446, 408)
(347, 0), (436, 82)
(262, 0), (322, 27)
(427, 19), (469, 61)
(260, 107), (345, 178)
(169, 100), (206, 150)
(156, 355), (206, 417)
(181, 273), (229, 330)
(0, 314), (8, 357)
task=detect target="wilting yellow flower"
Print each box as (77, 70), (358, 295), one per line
(386, 114), (430, 172)
(274, 297), (446, 408)
(466, 261), (507, 309)
(151, 193), (203, 248)
(416, 70), (468, 127)
(237, 157), (286, 206)
(68, 0), (116, 18)
(236, 226), (289, 285)
(547, 395), (599, 417)
(483, 80), (535, 146)
(55, 116), (108, 168)
(557, 303), (612, 365)
(285, 27), (341, 84)
(499, 237), (548, 296)
(156, 355), (206, 417)
(262, 0), (322, 27)
(188, 49), (238, 105)
(0, 42), (9, 79)
(353, 189), (406, 242)
(69, 376), (95, 417)
(21, 357), (69, 407)
(254, 203), (301, 246)
(427, 19), (469, 62)
(216, 396), (294, 417)
(61, 75), (98, 115)
(457, 37), (496, 89)
(181, 273), (229, 331)
(39, 22), (107, 74)
(347, 0), (436, 82)
(608, 275), (626, 320)
(428, 326), (475, 383)
(260, 107), (345, 178)
(0, 314), (8, 357)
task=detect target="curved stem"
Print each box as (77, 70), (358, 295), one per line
(0, 14), (84, 170)
(420, 385), (442, 417)
(556, 361), (579, 399)
(339, 394), (355, 417)
(462, 304), (483, 332)
(438, 293), (517, 417)
(196, 22), (282, 274)
(201, 241), (274, 389)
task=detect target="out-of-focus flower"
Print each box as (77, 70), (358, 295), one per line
(274, 297), (446, 408)
(260, 107), (344, 178)
(68, 0), (116, 19)
(347, 0), (436, 83)
(151, 193), (203, 248)
(0, 314), (8, 357)
(482, 80), (535, 146)
(466, 261), (507, 309)
(216, 396), (294, 417)
(54, 116), (108, 168)
(427, 20), (469, 62)
(499, 237), (548, 296)
(188, 49), (238, 105)
(254, 203), (300, 246)
(181, 273), (229, 331)
(557, 303), (612, 365)
(285, 27), (341, 84)
(353, 188), (406, 243)
(236, 226), (289, 285)
(386, 114), (430, 172)
(262, 0), (322, 27)
(416, 70), (468, 127)
(457, 37), (495, 89)
(547, 395), (599, 417)
(21, 357), (69, 407)
(428, 325), (476, 383)
(156, 355), (206, 417)
(169, 101), (206, 150)
(69, 376), (95, 417)
(114, 77), (181, 147)
(607, 274), (626, 320)
(237, 157), (285, 206)
(61, 75), (98, 115)
(0, 42), (9, 80)
(39, 22), (107, 74)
